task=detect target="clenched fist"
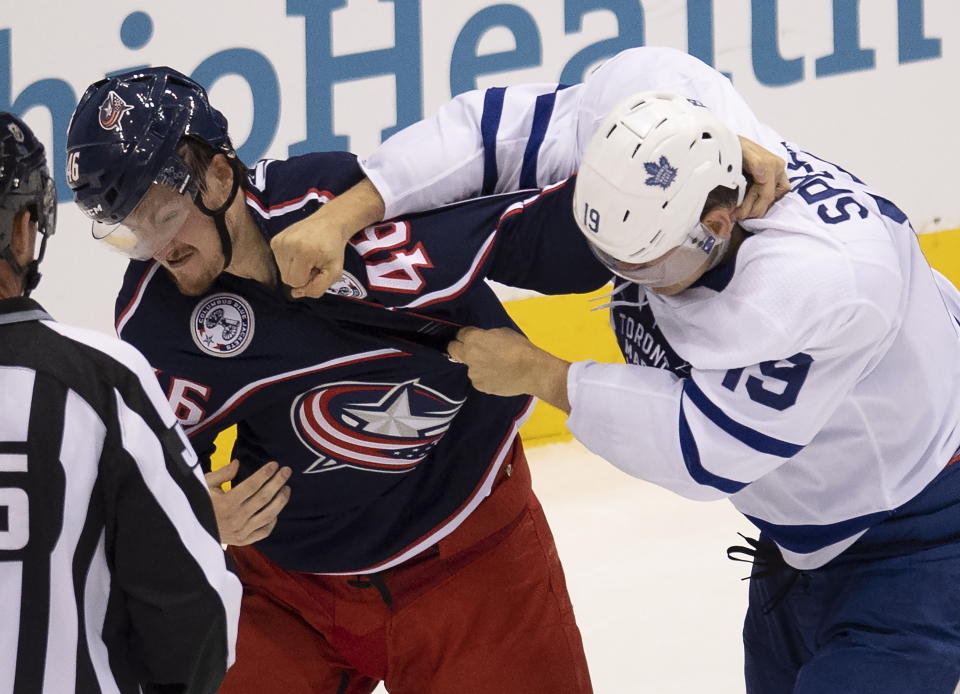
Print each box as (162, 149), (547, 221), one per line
(271, 178), (386, 298)
(736, 136), (791, 221)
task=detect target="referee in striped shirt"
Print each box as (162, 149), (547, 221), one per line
(0, 113), (241, 693)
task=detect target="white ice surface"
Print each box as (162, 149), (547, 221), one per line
(373, 438), (752, 693)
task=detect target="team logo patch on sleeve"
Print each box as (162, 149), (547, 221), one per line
(292, 379), (465, 473)
(190, 293), (255, 357)
(326, 270), (368, 299)
(98, 91), (134, 132)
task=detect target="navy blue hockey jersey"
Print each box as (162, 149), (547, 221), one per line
(115, 153), (607, 574)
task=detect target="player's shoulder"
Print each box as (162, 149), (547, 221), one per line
(734, 209), (902, 338)
(32, 318), (175, 425)
(115, 260), (175, 334)
(245, 153), (362, 207)
(755, 195), (904, 292)
(41, 319), (153, 380)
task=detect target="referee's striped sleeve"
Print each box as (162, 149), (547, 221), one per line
(43, 321), (242, 693)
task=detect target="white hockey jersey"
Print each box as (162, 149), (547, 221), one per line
(360, 47), (960, 569)
(568, 146), (960, 568)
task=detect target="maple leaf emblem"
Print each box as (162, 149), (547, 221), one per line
(644, 156), (678, 190)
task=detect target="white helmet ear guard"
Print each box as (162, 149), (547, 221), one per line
(573, 91), (746, 266)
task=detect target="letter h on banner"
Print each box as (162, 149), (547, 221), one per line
(0, 29), (76, 199)
(287, 0), (424, 154)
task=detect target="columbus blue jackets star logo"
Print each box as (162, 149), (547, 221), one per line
(644, 156), (678, 190)
(292, 379), (465, 473)
(98, 91), (134, 132)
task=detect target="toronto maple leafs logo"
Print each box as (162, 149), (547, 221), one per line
(98, 90), (134, 132)
(292, 379), (465, 474)
(644, 156), (678, 190)
(190, 293), (255, 357)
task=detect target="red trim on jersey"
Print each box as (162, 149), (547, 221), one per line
(365, 242), (435, 295)
(344, 396), (535, 575)
(399, 180), (569, 311)
(245, 187), (336, 217)
(350, 221), (411, 259)
(186, 350), (408, 438)
(947, 451), (960, 467)
(401, 233), (496, 309)
(301, 384), (445, 451)
(495, 179), (568, 225)
(115, 261), (159, 335)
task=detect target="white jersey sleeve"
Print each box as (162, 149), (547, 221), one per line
(361, 46), (785, 219)
(565, 234), (899, 502)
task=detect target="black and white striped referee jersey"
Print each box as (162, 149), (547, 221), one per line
(0, 297), (241, 694)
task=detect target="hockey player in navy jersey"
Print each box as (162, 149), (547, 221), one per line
(273, 47), (960, 693)
(64, 67), (612, 694)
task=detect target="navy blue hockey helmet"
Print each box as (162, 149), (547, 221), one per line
(66, 67), (238, 260)
(0, 112), (56, 294)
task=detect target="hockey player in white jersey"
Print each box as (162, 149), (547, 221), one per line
(273, 46), (960, 692)
(447, 93), (960, 691)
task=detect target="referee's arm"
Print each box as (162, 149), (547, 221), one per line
(104, 355), (242, 694)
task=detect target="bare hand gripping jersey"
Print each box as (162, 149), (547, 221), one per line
(115, 152), (608, 575)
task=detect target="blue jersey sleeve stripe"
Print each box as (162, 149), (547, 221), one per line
(744, 509), (891, 555)
(868, 194), (909, 224)
(480, 88), (507, 196)
(679, 402), (749, 494)
(519, 90), (558, 190)
(684, 379), (804, 458)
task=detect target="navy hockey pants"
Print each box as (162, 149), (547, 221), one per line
(743, 460), (960, 693)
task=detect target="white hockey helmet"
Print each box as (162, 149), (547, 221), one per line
(573, 91), (746, 272)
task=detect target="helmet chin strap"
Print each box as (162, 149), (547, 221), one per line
(1, 217), (50, 298)
(21, 232), (48, 297)
(193, 157), (242, 270)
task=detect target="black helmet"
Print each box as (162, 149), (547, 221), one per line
(0, 112), (56, 294)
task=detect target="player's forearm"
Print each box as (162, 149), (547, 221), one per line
(359, 89), (488, 218)
(566, 361), (729, 501)
(322, 177), (386, 241)
(529, 351), (572, 414)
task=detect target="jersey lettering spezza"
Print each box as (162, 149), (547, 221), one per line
(115, 153), (608, 574)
